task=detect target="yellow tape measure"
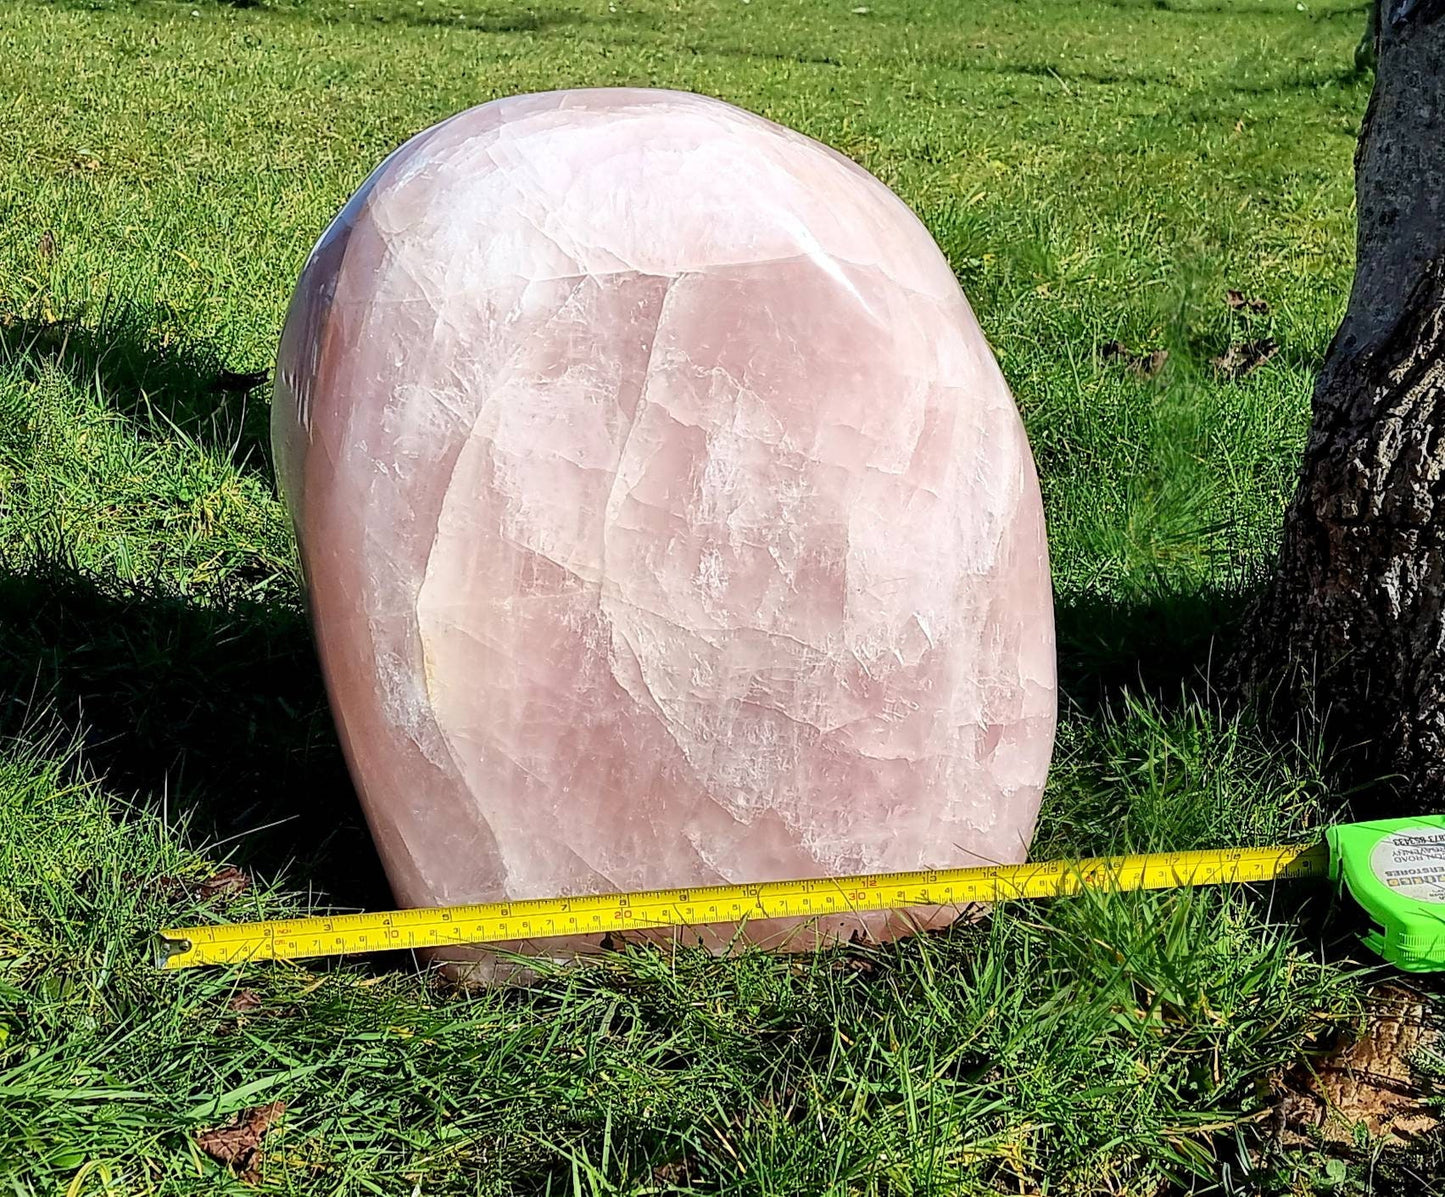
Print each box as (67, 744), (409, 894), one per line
(157, 842), (1330, 970)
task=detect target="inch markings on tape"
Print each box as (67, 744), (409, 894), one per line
(156, 842), (1330, 970)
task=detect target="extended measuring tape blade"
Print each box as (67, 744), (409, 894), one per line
(156, 842), (1330, 970)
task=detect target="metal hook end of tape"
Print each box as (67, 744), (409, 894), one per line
(154, 934), (193, 969)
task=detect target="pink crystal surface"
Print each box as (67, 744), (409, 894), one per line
(273, 89), (1056, 979)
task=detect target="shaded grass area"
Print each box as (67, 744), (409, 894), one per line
(0, 0), (1424, 1192)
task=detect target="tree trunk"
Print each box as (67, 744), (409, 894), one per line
(1238, 2), (1445, 802)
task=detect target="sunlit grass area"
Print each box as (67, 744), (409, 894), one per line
(1, 0), (1422, 1192)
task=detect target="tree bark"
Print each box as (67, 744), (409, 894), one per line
(1238, 2), (1445, 802)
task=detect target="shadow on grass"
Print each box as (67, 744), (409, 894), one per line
(1, 309), (274, 477)
(0, 313), (1269, 912)
(0, 559), (390, 912)
(145, 0), (850, 67)
(0, 568), (1255, 918)
(972, 57), (1365, 95)
(168, 0), (595, 36)
(1102, 0), (1370, 16)
(388, 7), (587, 34)
(1054, 582), (1253, 713)
(0, 561), (1250, 895)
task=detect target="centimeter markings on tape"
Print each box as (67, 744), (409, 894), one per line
(156, 842), (1331, 970)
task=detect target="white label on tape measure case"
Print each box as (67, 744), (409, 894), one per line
(1369, 829), (1445, 903)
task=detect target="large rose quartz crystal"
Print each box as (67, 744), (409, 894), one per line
(273, 89), (1056, 981)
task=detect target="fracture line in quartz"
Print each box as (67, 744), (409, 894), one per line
(597, 272), (675, 611)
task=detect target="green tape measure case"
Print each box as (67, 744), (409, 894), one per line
(1328, 815), (1445, 972)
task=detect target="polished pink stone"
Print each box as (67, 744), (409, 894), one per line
(273, 89), (1056, 980)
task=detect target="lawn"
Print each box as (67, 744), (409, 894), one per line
(0, 0), (1422, 1192)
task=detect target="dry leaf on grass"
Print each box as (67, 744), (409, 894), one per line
(1098, 339), (1170, 379)
(215, 988), (270, 1038)
(1225, 288), (1270, 315)
(651, 1157), (694, 1186)
(227, 988), (264, 1014)
(833, 951), (880, 977)
(1130, 348), (1170, 379)
(125, 867), (251, 902)
(1274, 983), (1439, 1147)
(121, 870), (187, 899)
(196, 1100), (287, 1183)
(198, 866), (251, 901)
(1211, 337), (1278, 379)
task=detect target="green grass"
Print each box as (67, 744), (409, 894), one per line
(0, 0), (1421, 1191)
